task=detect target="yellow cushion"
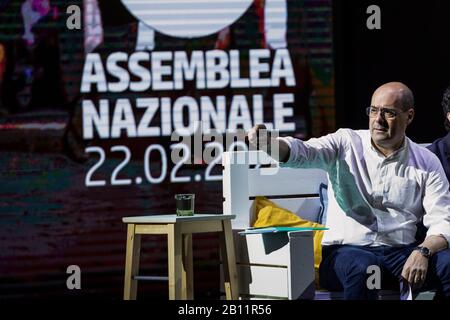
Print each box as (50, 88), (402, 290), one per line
(252, 196), (325, 282)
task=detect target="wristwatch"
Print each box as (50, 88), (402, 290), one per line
(414, 246), (431, 259)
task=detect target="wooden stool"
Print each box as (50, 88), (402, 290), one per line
(122, 214), (238, 300)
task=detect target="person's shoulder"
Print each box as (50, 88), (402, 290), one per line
(332, 128), (366, 137)
(409, 138), (436, 156)
(408, 138), (444, 171)
(427, 133), (450, 152)
(322, 129), (367, 149)
(427, 136), (443, 152)
(322, 128), (354, 142)
(332, 128), (368, 141)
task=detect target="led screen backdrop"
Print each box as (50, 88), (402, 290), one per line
(0, 0), (334, 298)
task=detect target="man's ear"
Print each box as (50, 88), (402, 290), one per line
(446, 112), (450, 123)
(406, 109), (415, 125)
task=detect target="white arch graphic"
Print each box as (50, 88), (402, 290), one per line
(121, 0), (287, 50)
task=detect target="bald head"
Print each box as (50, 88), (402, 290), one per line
(371, 82), (414, 111)
(369, 82), (415, 156)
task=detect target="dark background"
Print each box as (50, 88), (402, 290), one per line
(334, 0), (450, 142)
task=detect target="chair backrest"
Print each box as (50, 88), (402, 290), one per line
(222, 151), (328, 229)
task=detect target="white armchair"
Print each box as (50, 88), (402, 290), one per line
(221, 151), (327, 299)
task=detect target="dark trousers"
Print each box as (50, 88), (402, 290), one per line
(319, 243), (450, 300)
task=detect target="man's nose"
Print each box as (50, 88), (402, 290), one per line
(375, 110), (386, 122)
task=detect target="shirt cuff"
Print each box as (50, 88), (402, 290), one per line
(276, 136), (296, 165)
(426, 227), (450, 248)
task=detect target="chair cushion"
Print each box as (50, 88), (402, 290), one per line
(252, 196), (326, 282)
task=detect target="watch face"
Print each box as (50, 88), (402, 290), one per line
(417, 246), (431, 258)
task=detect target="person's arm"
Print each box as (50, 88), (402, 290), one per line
(420, 234), (449, 254)
(402, 162), (450, 290)
(248, 124), (344, 169)
(422, 168), (450, 246)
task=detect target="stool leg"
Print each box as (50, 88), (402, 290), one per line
(182, 234), (194, 300)
(168, 224), (182, 300)
(219, 220), (239, 300)
(124, 224), (141, 300)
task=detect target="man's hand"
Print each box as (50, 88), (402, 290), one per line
(247, 124), (291, 162)
(401, 235), (448, 291)
(401, 250), (429, 290)
(248, 124), (271, 152)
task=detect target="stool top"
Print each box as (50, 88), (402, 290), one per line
(122, 214), (236, 224)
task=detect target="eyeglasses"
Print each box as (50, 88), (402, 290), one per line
(366, 106), (403, 119)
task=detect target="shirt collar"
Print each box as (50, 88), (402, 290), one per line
(368, 132), (408, 159)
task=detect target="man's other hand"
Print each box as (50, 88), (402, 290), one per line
(401, 250), (429, 291)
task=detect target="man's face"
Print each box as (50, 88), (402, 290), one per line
(369, 91), (413, 149)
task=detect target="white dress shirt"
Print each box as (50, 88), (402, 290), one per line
(279, 129), (450, 247)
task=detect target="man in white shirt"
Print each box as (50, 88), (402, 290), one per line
(248, 82), (450, 299)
